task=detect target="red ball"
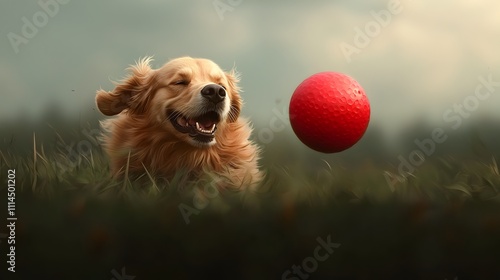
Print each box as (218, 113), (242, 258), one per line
(289, 72), (370, 153)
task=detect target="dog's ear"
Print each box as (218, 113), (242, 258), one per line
(225, 69), (242, 123)
(96, 57), (156, 116)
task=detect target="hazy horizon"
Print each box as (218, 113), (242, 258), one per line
(2, 0), (499, 141)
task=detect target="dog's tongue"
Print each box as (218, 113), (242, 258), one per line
(187, 118), (215, 130)
(198, 120), (215, 130)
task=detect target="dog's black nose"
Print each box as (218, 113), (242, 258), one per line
(201, 84), (226, 104)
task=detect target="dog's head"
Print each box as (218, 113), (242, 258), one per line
(96, 57), (242, 147)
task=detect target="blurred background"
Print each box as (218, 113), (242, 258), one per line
(1, 0), (500, 167)
(2, 2), (500, 279)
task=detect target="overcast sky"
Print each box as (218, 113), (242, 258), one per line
(1, 0), (499, 139)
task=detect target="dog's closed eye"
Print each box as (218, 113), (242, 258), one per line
(173, 80), (189, 86)
(95, 56), (262, 189)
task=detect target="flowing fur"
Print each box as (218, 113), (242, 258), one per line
(96, 57), (262, 190)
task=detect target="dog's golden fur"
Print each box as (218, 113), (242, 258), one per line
(95, 57), (262, 190)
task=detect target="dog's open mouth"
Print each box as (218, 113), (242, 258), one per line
(168, 110), (221, 143)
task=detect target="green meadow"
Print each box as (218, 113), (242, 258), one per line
(1, 111), (500, 279)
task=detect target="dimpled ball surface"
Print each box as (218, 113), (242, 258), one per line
(289, 72), (370, 153)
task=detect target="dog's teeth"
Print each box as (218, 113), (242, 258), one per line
(195, 122), (216, 134)
(195, 122), (205, 133)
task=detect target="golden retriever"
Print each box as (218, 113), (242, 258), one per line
(95, 57), (262, 190)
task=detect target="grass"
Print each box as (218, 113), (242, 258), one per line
(1, 124), (500, 279)
(3, 129), (500, 205)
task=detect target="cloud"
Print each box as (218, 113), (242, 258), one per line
(249, 0), (500, 133)
(1, 0), (499, 137)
